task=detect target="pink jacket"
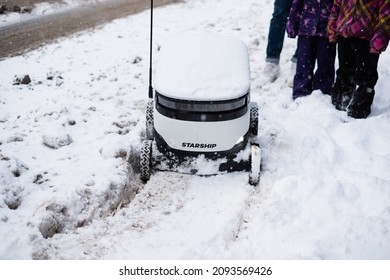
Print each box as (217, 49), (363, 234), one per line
(328, 0), (389, 53)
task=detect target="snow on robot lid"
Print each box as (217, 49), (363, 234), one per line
(154, 33), (250, 101)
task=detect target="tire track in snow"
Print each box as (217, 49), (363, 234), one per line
(34, 172), (190, 259)
(35, 171), (255, 259)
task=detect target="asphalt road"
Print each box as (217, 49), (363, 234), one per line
(0, 0), (181, 59)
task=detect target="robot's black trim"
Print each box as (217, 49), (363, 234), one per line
(154, 129), (249, 159)
(155, 92), (249, 122)
(153, 130), (250, 173)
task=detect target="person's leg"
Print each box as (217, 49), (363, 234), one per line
(351, 38), (379, 89)
(331, 38), (356, 110)
(313, 37), (336, 95)
(292, 35), (316, 99)
(266, 0), (293, 63)
(347, 38), (380, 118)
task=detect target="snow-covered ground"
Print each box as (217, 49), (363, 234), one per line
(0, 0), (106, 27)
(1, 0), (390, 260)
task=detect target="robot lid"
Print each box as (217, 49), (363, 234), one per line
(154, 33), (251, 101)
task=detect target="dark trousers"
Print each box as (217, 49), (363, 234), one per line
(266, 0), (297, 62)
(293, 35), (336, 99)
(335, 37), (379, 89)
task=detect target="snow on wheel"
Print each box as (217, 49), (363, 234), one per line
(250, 102), (258, 136)
(140, 140), (153, 182)
(145, 100), (154, 140)
(249, 143), (261, 186)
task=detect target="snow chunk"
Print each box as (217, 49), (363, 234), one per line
(12, 74), (31, 85)
(154, 33), (250, 101)
(42, 134), (73, 149)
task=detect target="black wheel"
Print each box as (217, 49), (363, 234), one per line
(250, 102), (258, 136)
(249, 143), (261, 186)
(140, 140), (153, 182)
(146, 100), (154, 140)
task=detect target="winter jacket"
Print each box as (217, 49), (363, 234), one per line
(286, 0), (334, 38)
(328, 0), (390, 53)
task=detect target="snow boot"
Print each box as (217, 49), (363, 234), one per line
(331, 80), (355, 111)
(264, 62), (280, 82)
(347, 87), (375, 119)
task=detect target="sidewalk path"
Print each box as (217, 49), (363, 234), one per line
(0, 0), (180, 58)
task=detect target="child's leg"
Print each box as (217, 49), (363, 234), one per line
(313, 37), (336, 95)
(293, 35), (316, 99)
(331, 38), (357, 110)
(351, 38), (379, 89)
(347, 38), (380, 118)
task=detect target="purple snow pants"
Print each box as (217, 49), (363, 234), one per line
(293, 35), (336, 99)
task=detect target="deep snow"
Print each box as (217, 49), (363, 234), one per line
(1, 0), (390, 260)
